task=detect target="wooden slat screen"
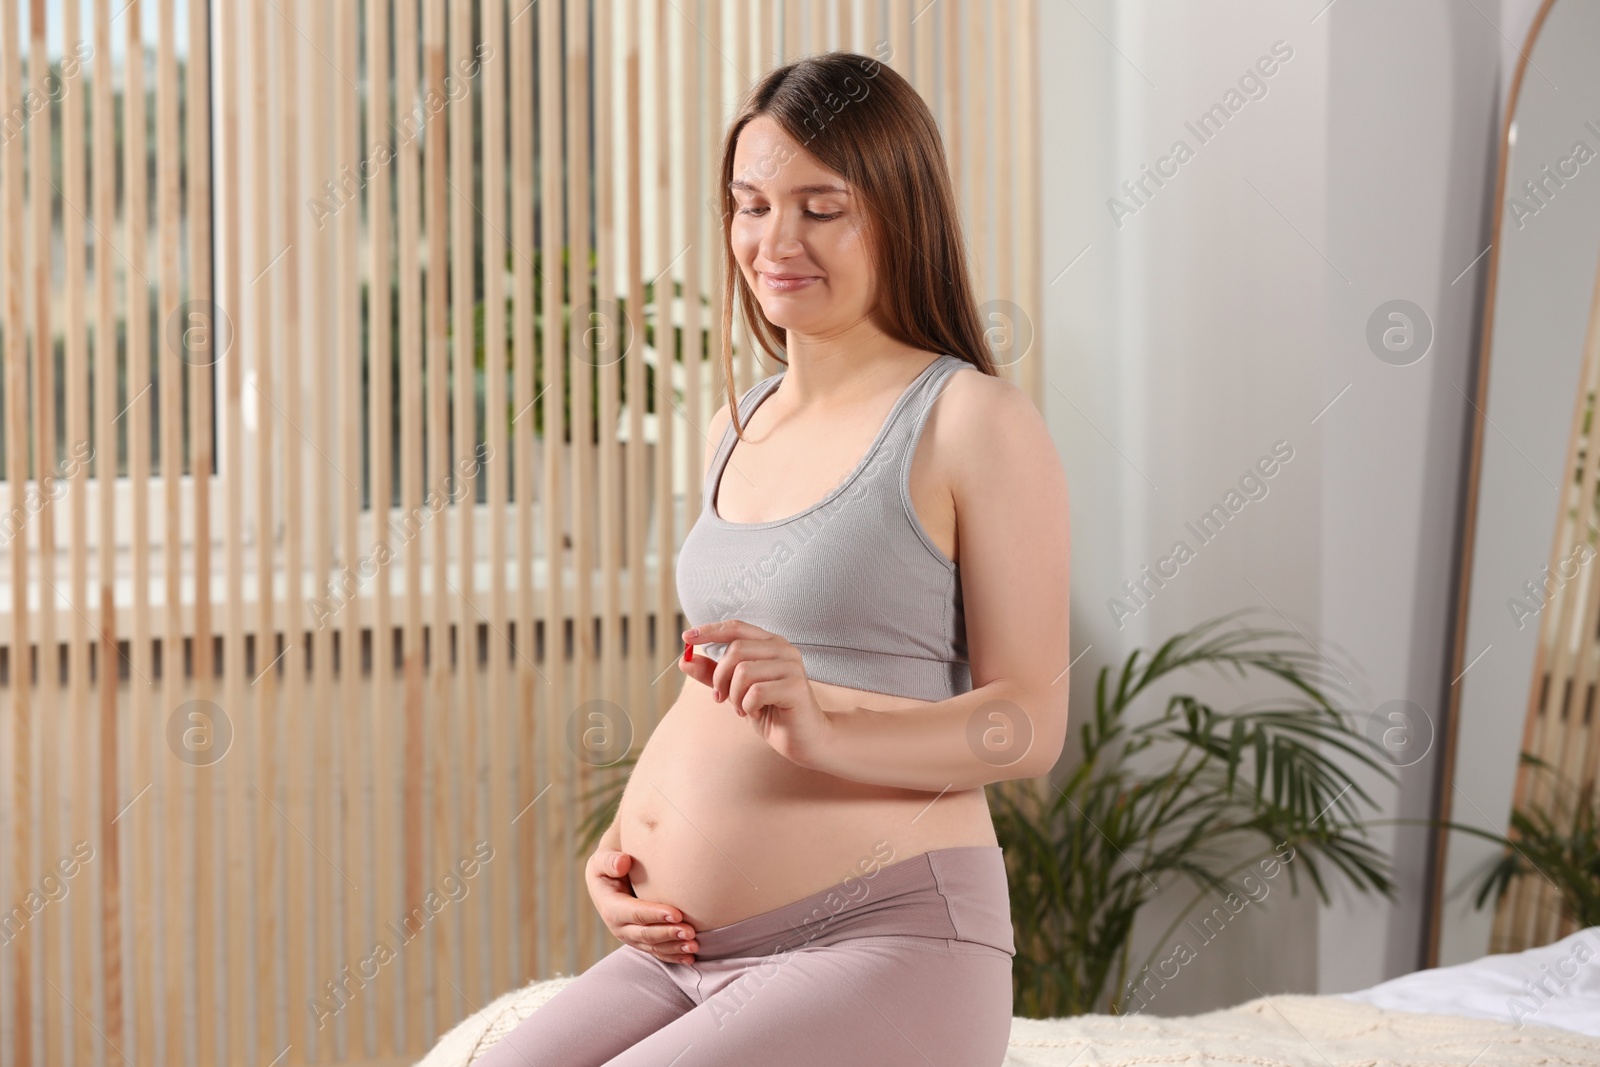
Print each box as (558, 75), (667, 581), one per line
(0, 1), (1041, 1063)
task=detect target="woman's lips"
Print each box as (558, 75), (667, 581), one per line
(762, 273), (820, 293)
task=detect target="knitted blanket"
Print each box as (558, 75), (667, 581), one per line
(414, 975), (1600, 1066)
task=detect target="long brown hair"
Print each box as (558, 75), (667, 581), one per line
(716, 51), (997, 440)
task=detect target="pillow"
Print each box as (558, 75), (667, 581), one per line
(1338, 925), (1600, 1036)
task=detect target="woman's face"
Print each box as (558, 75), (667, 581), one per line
(729, 115), (875, 335)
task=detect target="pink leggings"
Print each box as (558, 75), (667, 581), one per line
(472, 845), (1016, 1067)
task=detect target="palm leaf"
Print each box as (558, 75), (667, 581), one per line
(996, 609), (1398, 1017)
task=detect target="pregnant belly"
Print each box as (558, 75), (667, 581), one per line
(616, 682), (998, 931)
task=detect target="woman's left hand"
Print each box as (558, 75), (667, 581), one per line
(679, 620), (833, 769)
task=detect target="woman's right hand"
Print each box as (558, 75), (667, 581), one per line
(587, 848), (699, 964)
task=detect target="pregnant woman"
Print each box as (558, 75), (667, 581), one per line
(477, 51), (1071, 1067)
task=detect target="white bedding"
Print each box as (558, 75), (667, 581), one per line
(1337, 924), (1600, 1037)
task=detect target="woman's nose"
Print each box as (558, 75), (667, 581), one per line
(757, 209), (806, 259)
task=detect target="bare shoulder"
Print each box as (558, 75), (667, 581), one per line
(938, 358), (1025, 411)
(932, 360), (1058, 477)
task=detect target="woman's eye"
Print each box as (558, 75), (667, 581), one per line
(736, 206), (840, 221)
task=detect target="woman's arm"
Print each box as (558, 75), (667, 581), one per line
(809, 682), (1062, 791)
(801, 372), (1072, 791)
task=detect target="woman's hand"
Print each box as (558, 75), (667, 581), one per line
(679, 620), (834, 770)
(585, 848), (699, 964)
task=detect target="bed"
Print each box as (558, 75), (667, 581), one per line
(416, 926), (1600, 1066)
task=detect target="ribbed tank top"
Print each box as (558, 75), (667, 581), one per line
(676, 353), (972, 702)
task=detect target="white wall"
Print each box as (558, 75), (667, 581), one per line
(1037, 0), (1527, 1012)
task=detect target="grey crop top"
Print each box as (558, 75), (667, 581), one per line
(676, 353), (973, 702)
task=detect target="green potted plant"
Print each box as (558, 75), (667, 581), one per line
(991, 609), (1397, 1017)
(1451, 752), (1600, 930)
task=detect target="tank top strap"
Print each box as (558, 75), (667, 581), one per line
(877, 353), (970, 458)
(703, 368), (785, 506)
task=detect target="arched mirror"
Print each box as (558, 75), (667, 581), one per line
(1431, 0), (1600, 966)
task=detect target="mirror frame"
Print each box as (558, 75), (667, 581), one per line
(1426, 0), (1566, 969)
